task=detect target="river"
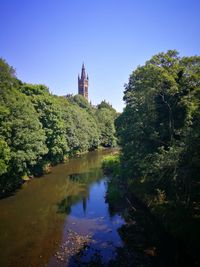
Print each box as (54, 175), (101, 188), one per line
(0, 149), (126, 267)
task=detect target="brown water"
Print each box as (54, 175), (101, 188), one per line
(0, 149), (124, 267)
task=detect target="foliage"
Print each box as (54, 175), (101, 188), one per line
(102, 154), (120, 176)
(97, 100), (115, 111)
(0, 59), (117, 197)
(95, 101), (118, 147)
(59, 96), (100, 154)
(0, 139), (10, 176)
(114, 50), (200, 263)
(69, 94), (91, 110)
(0, 59), (48, 195)
(116, 50), (200, 205)
(20, 86), (69, 164)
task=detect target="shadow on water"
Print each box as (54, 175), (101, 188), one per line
(65, 177), (152, 267)
(66, 176), (183, 267)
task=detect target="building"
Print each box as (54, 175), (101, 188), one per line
(78, 63), (89, 100)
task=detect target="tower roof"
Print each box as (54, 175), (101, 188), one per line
(81, 62), (86, 79)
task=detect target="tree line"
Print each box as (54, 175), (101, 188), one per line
(0, 58), (117, 197)
(103, 50), (200, 264)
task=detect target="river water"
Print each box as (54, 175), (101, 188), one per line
(0, 149), (125, 267)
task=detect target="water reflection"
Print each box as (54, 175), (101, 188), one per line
(57, 169), (102, 216)
(0, 149), (120, 267)
(49, 176), (125, 266)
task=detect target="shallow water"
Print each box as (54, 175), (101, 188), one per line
(0, 149), (124, 267)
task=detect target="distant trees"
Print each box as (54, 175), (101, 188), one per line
(95, 105), (117, 147)
(0, 58), (118, 197)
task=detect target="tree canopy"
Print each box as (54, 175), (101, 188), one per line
(115, 50), (200, 261)
(0, 59), (118, 197)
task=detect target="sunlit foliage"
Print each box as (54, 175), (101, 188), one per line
(0, 59), (117, 197)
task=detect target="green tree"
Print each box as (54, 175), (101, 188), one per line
(59, 97), (99, 154)
(116, 50), (200, 205)
(114, 51), (200, 263)
(95, 101), (117, 147)
(0, 139), (10, 176)
(0, 59), (48, 196)
(19, 84), (69, 164)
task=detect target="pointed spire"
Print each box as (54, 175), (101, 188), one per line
(81, 62), (86, 79)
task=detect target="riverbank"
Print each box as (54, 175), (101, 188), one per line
(0, 146), (118, 199)
(102, 154), (200, 266)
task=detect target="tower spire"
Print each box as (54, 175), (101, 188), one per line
(81, 62), (86, 79)
(78, 63), (89, 100)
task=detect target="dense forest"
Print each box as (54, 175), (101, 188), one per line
(0, 58), (117, 198)
(103, 50), (200, 265)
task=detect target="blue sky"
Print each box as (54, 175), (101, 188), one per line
(1, 0), (199, 111)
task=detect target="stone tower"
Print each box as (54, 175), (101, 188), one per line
(78, 63), (89, 100)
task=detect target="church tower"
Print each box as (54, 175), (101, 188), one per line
(78, 63), (89, 100)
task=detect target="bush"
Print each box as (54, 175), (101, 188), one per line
(102, 154), (120, 176)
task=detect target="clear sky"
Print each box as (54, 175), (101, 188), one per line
(1, 0), (200, 111)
